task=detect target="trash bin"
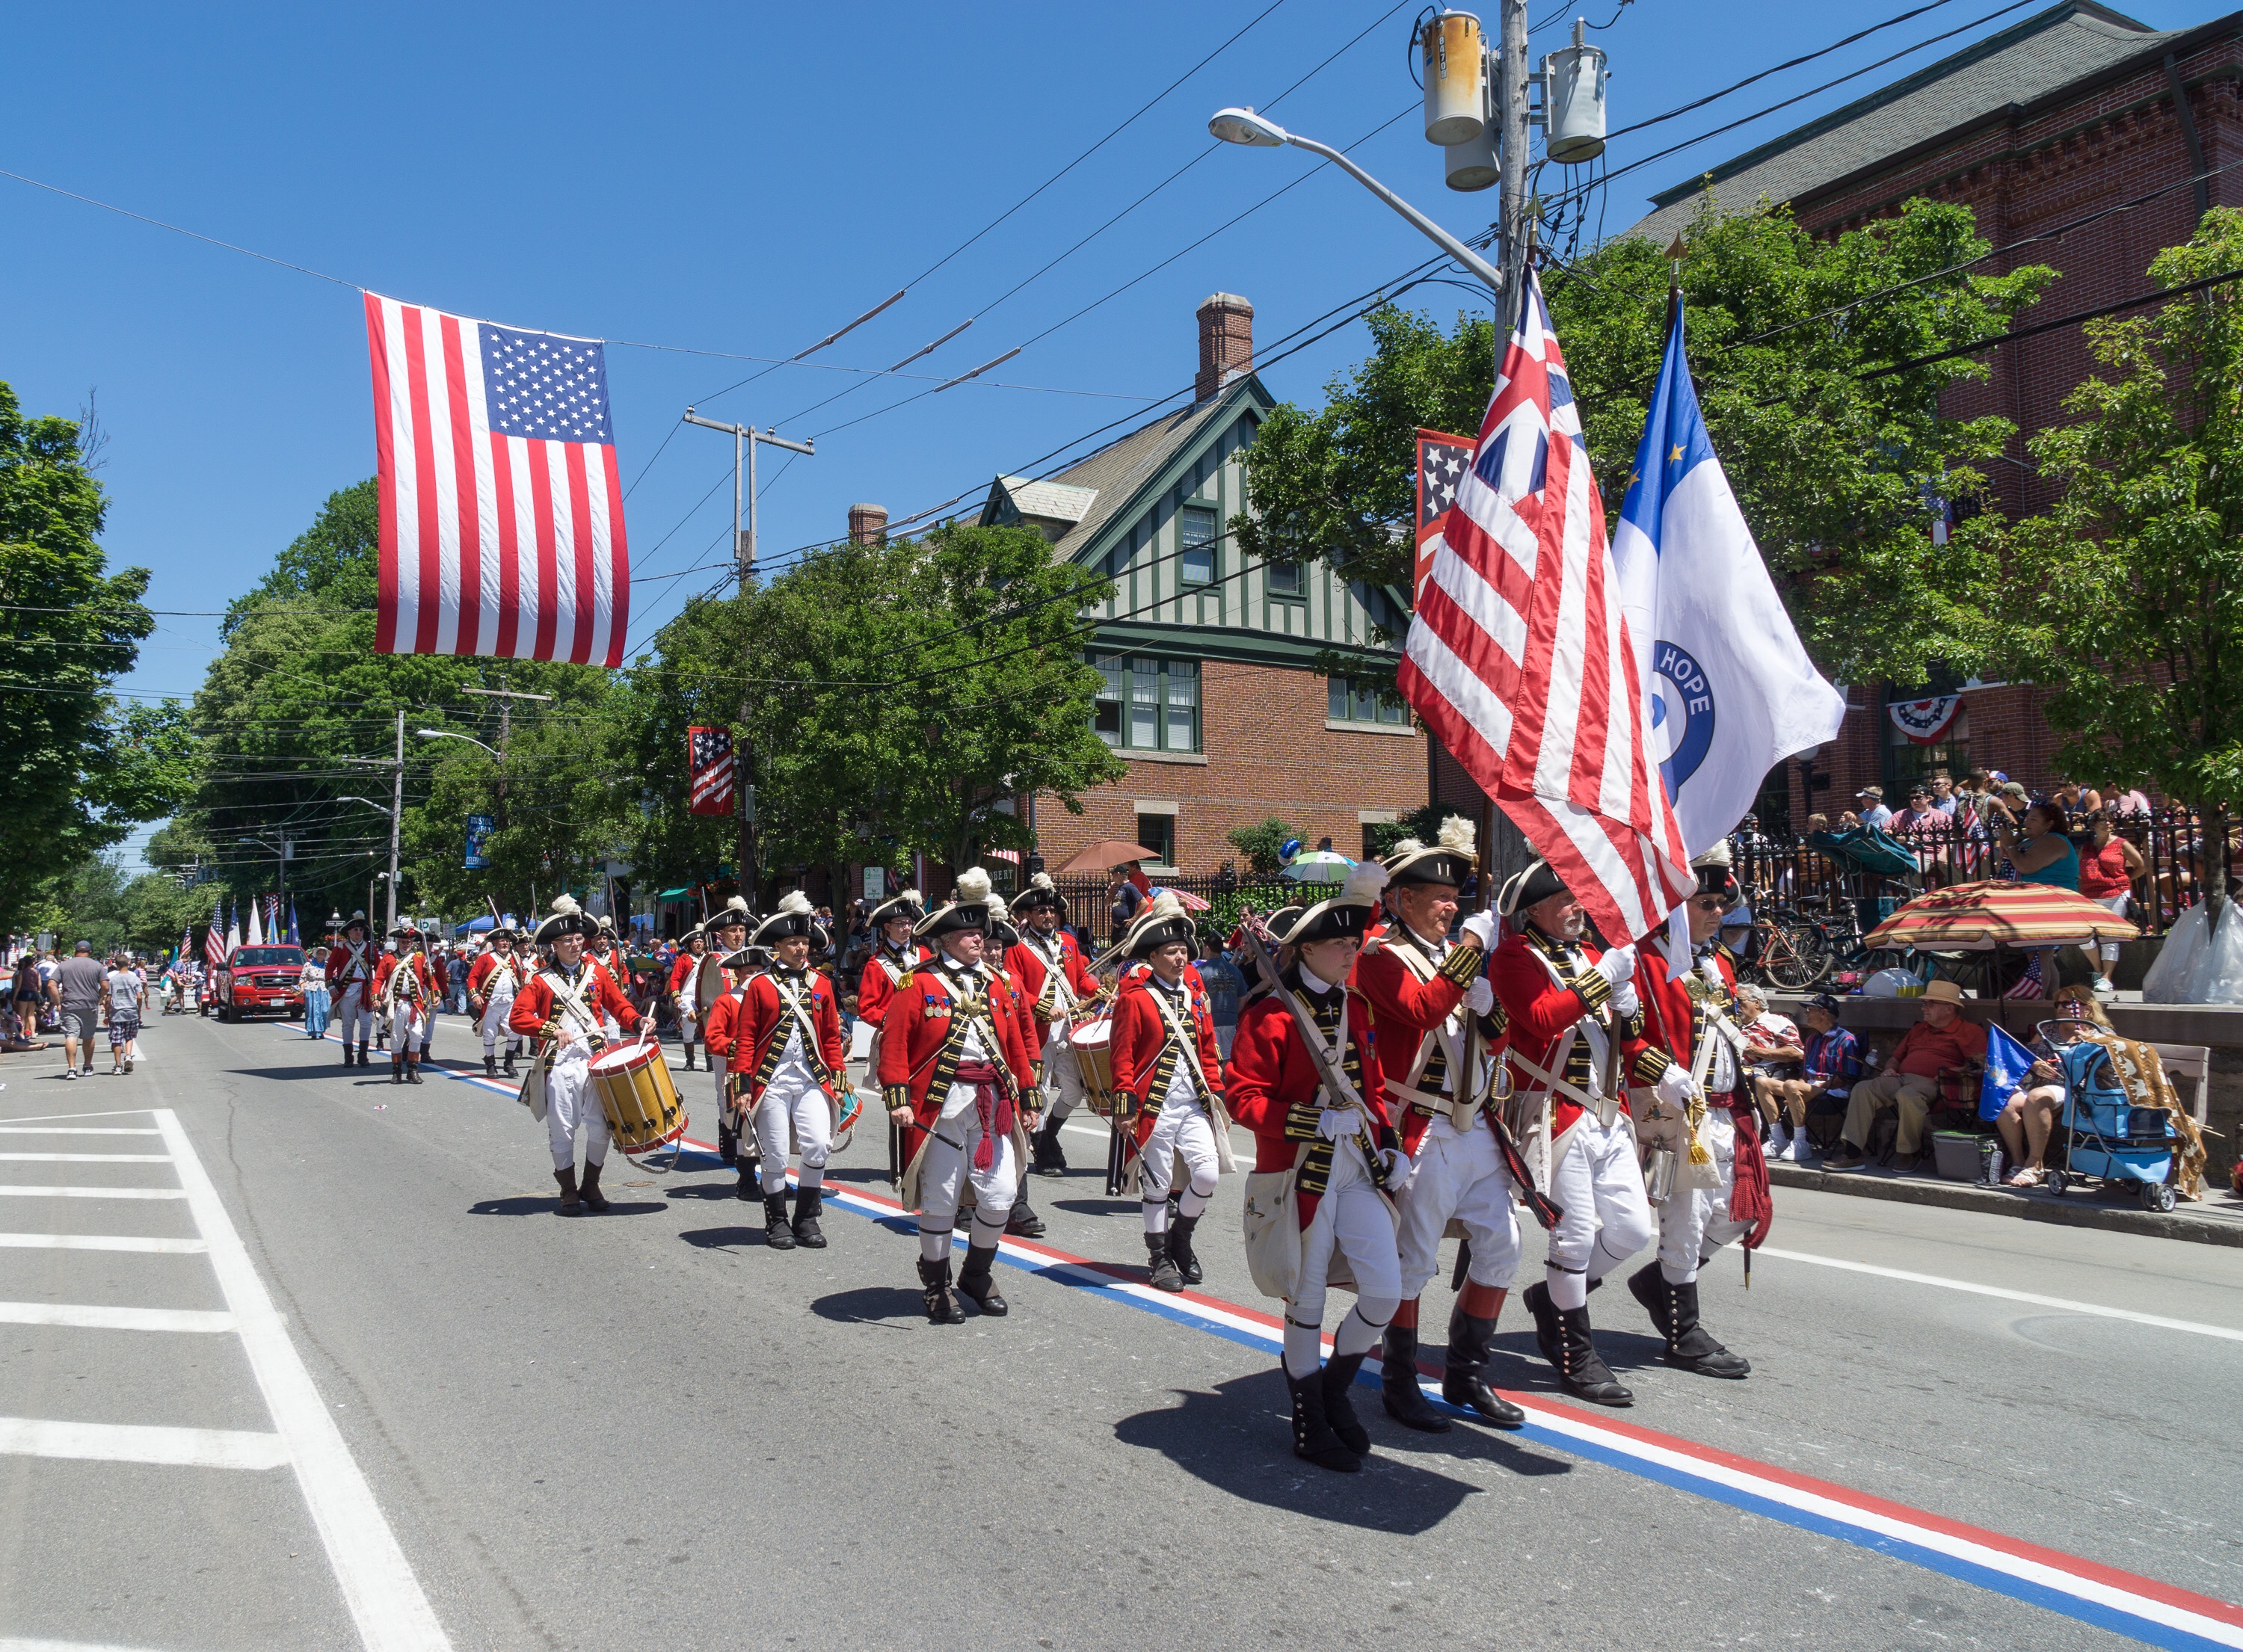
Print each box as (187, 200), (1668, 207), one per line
(1930, 1130), (1984, 1182)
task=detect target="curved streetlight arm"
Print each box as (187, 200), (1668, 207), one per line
(1277, 132), (1504, 294)
(417, 728), (500, 758)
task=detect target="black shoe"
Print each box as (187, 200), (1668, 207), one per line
(718, 1120), (739, 1167)
(792, 1186), (828, 1248)
(483, 1055), (496, 1077)
(763, 1192), (796, 1249)
(554, 1165), (582, 1216)
(1555, 1305), (1634, 1406)
(1145, 1231), (1184, 1292)
(1659, 1277), (1751, 1378)
(1380, 1324), (1451, 1433)
(683, 1048), (697, 1072)
(957, 1244), (1008, 1316)
(578, 1161), (611, 1213)
(405, 1061), (422, 1085)
(919, 1257), (964, 1325)
(1287, 1367), (1359, 1473)
(1005, 1195), (1046, 1239)
(1523, 1279), (1563, 1371)
(1167, 1212), (1204, 1284)
(1442, 1301), (1526, 1427)
(1320, 1351), (1373, 1456)
(1030, 1117), (1068, 1176)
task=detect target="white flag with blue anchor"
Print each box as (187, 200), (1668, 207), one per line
(1609, 295), (1845, 856)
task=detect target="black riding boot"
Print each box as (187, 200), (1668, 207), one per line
(718, 1118), (739, 1167)
(1320, 1350), (1373, 1456)
(405, 1055), (422, 1085)
(342, 1043), (354, 1066)
(1287, 1367), (1359, 1473)
(553, 1165), (582, 1215)
(1555, 1304), (1634, 1406)
(956, 1244), (1008, 1316)
(1167, 1211), (1204, 1284)
(683, 1044), (697, 1072)
(919, 1257), (964, 1324)
(503, 1045), (518, 1079)
(1523, 1279), (1564, 1370)
(1005, 1191), (1046, 1239)
(1145, 1230), (1184, 1292)
(792, 1186), (828, 1248)
(735, 1162), (757, 1201)
(1443, 1301), (1526, 1426)
(1030, 1115), (1067, 1176)
(763, 1192), (796, 1249)
(390, 1058), (404, 1085)
(578, 1161), (610, 1212)
(1631, 1265), (1751, 1378)
(483, 1054), (496, 1078)
(1380, 1322), (1451, 1433)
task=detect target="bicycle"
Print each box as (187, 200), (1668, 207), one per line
(1743, 899), (1834, 991)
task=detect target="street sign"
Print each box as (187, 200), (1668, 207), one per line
(863, 866), (884, 901)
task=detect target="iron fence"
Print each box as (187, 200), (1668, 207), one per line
(1053, 872), (1295, 951)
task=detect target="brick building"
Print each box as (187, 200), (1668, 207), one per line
(1625, 0), (2243, 825)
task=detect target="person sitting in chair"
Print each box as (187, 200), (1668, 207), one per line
(1824, 979), (1987, 1174)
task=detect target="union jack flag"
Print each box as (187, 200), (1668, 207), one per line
(688, 726), (736, 817)
(1397, 267), (1693, 943)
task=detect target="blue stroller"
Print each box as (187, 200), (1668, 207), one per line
(2040, 1017), (2179, 1213)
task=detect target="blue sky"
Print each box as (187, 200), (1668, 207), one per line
(2, 0), (2203, 871)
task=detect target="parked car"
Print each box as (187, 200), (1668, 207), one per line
(213, 945), (307, 1023)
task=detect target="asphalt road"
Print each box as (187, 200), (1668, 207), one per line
(1, 1008), (2239, 1652)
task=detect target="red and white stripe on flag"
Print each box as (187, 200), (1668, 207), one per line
(363, 293), (630, 666)
(1397, 268), (1693, 943)
(687, 725), (735, 817)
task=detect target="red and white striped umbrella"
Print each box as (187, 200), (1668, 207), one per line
(1865, 880), (2139, 952)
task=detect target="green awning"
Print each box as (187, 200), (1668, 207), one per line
(656, 887), (695, 899)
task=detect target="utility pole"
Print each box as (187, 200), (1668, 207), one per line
(1497, 0), (1532, 309)
(462, 682), (551, 916)
(387, 709), (404, 930)
(681, 408), (815, 906)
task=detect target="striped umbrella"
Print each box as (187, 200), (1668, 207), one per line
(1865, 880), (2139, 952)
(1150, 885), (1211, 912)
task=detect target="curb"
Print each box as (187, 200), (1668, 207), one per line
(1769, 1161), (2243, 1249)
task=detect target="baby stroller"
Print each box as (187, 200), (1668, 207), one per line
(2041, 1014), (2179, 1212)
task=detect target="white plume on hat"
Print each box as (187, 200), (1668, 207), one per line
(1691, 841), (1734, 870)
(1344, 860), (1390, 901)
(1388, 837), (1424, 856)
(988, 893), (1011, 918)
(1145, 890), (1184, 921)
(953, 866), (993, 904)
(721, 894), (751, 916)
(777, 890), (813, 916)
(550, 893), (582, 916)
(1437, 813), (1477, 854)
(1029, 871), (1056, 894)
(899, 887), (924, 905)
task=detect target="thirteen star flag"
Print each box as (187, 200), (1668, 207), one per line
(1610, 294), (1844, 857)
(363, 295), (631, 666)
(1412, 428), (1476, 605)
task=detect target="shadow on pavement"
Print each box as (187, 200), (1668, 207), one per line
(811, 1284), (930, 1328)
(1113, 1371), (1489, 1528)
(227, 1066), (372, 1082)
(667, 1181), (749, 1201)
(678, 1224), (764, 1251)
(1053, 1198), (1138, 1218)
(470, 1196), (560, 1216)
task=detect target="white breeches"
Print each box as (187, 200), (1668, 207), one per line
(916, 1109), (1019, 1259)
(1543, 1110), (1655, 1309)
(479, 994), (517, 1053)
(1040, 1025), (1092, 1120)
(1659, 1110), (1747, 1283)
(754, 1064), (832, 1193)
(1290, 1142), (1402, 1330)
(711, 1055), (735, 1137)
(545, 1052), (609, 1170)
(1136, 1103), (1220, 1231)
(336, 984), (374, 1044)
(388, 1000), (431, 1053)
(1395, 1121), (1521, 1298)
(677, 1011), (699, 1045)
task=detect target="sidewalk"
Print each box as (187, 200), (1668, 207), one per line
(1770, 1157), (2243, 1248)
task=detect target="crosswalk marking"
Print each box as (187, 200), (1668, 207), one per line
(0, 1233), (208, 1254)
(0, 1302), (233, 1333)
(0, 1186), (186, 1200)
(0, 1416), (289, 1470)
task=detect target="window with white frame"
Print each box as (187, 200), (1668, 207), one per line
(1179, 505), (1217, 585)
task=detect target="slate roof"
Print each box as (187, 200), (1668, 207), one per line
(1622, 1), (2191, 245)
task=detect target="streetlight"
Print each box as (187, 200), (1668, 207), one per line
(1207, 107), (1504, 293)
(418, 728), (500, 758)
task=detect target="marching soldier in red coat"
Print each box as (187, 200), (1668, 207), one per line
(1226, 871), (1408, 1474)
(372, 925), (439, 1086)
(325, 911), (378, 1065)
(854, 887), (927, 1072)
(1351, 819), (1524, 1433)
(980, 896), (1048, 1239)
(1495, 862), (1657, 1407)
(697, 898), (755, 1171)
(714, 893), (848, 1250)
(467, 924), (527, 1079)
(1625, 843), (1769, 1378)
(665, 925), (711, 1071)
(509, 896), (643, 1215)
(878, 869), (1039, 1325)
(1009, 872), (1104, 1176)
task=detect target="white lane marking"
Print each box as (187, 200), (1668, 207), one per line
(151, 1109), (452, 1651)
(0, 1153), (172, 1163)
(0, 1301), (233, 1333)
(0, 1416), (289, 1470)
(0, 1233), (208, 1254)
(0, 1186), (186, 1200)
(0, 1636), (185, 1651)
(1759, 1245), (2243, 1343)
(0, 1128), (164, 1135)
(0, 1111), (157, 1124)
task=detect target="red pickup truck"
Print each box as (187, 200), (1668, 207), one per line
(212, 945), (307, 1023)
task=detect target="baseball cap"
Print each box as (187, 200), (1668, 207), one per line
(1856, 785), (1883, 800)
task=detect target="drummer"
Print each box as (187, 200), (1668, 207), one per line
(509, 896), (644, 1215)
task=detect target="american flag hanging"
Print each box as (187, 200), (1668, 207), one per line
(688, 726), (736, 817)
(363, 294), (630, 666)
(1397, 267), (1693, 943)
(1412, 427), (1475, 605)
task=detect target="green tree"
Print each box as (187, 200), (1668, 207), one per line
(2003, 209), (2243, 905)
(0, 383), (191, 935)
(1237, 197), (2055, 693)
(1225, 816), (1301, 875)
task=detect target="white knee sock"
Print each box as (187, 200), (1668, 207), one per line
(1141, 1196), (1170, 1234)
(1282, 1319), (1323, 1379)
(1547, 1263), (1588, 1311)
(1332, 1301), (1394, 1359)
(918, 1224), (953, 1262)
(1179, 1174), (1216, 1218)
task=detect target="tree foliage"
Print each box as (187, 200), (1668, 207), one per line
(1225, 816), (1301, 875)
(1237, 197), (2054, 693)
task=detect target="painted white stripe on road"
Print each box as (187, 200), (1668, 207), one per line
(0, 1416), (288, 1470)
(151, 1109), (452, 1651)
(0, 1153), (172, 1163)
(0, 1112), (156, 1124)
(0, 1636), (184, 1651)
(0, 1186), (185, 1200)
(0, 1233), (208, 1254)
(0, 1127), (164, 1135)
(0, 1301), (233, 1333)
(1758, 1246), (2243, 1344)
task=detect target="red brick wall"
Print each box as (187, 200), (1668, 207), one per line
(1030, 659), (1424, 872)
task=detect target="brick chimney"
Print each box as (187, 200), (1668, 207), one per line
(847, 502), (889, 544)
(1194, 292), (1253, 403)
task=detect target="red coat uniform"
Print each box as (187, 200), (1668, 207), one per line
(326, 939), (378, 992)
(855, 942), (930, 1032)
(1350, 926), (1492, 1155)
(667, 949), (710, 998)
(1110, 970), (1225, 1154)
(1488, 928), (1646, 1141)
(1006, 927), (1100, 1032)
(1224, 971), (1399, 1227)
(466, 951), (525, 1010)
(372, 952), (437, 1005)
(876, 961), (1038, 1165)
(710, 968), (846, 1103)
(508, 963), (641, 1041)
(1633, 938), (1773, 1246)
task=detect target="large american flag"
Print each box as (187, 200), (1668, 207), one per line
(688, 725), (736, 816)
(1397, 268), (1692, 943)
(363, 295), (630, 666)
